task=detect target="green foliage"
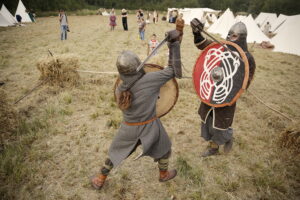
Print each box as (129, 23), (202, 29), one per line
(176, 155), (192, 177)
(0, 0), (299, 15)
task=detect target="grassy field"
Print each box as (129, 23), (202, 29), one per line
(0, 15), (299, 200)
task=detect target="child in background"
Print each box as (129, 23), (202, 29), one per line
(147, 34), (160, 55)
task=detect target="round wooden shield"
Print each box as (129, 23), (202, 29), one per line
(193, 41), (249, 107)
(114, 64), (179, 118)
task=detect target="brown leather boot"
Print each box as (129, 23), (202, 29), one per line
(91, 174), (107, 190)
(159, 169), (177, 182)
(201, 147), (219, 157)
(201, 141), (219, 157)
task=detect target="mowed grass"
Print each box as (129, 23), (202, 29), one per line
(0, 15), (299, 200)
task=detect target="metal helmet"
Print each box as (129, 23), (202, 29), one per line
(116, 51), (141, 75)
(226, 22), (248, 51)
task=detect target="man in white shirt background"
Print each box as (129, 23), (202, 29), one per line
(59, 10), (68, 40)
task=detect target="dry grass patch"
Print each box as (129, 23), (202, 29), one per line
(0, 89), (17, 132)
(0, 89), (18, 148)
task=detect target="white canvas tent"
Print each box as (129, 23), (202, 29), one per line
(182, 8), (205, 25)
(167, 8), (179, 22)
(1, 4), (17, 24)
(167, 7), (219, 25)
(260, 13), (277, 30)
(102, 11), (110, 16)
(255, 12), (269, 26)
(215, 15), (247, 36)
(0, 12), (13, 27)
(255, 12), (277, 28)
(180, 8), (191, 24)
(208, 8), (235, 37)
(271, 15), (300, 56)
(241, 15), (270, 43)
(235, 15), (247, 22)
(271, 14), (289, 33)
(15, 0), (31, 23)
(204, 13), (218, 27)
(211, 13), (217, 22)
(220, 14), (270, 43)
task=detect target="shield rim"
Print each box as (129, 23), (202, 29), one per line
(192, 40), (249, 107)
(114, 63), (179, 118)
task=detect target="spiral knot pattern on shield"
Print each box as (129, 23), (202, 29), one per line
(193, 41), (249, 107)
(200, 46), (240, 104)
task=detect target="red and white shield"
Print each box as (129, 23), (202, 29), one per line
(193, 41), (249, 107)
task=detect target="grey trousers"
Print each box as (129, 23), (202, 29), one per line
(201, 114), (233, 145)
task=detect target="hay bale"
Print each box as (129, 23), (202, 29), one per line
(0, 89), (18, 148)
(37, 55), (80, 87)
(278, 122), (300, 154)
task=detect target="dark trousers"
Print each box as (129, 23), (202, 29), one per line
(201, 113), (233, 145)
(122, 18), (128, 31)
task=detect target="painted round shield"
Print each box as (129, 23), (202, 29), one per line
(193, 41), (249, 107)
(114, 64), (179, 118)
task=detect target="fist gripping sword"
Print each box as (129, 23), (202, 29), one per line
(136, 30), (182, 78)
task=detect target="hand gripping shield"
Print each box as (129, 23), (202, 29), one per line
(193, 41), (249, 107)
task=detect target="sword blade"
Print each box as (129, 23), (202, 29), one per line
(136, 36), (168, 72)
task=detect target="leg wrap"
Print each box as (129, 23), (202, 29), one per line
(100, 158), (113, 176)
(209, 141), (219, 149)
(158, 158), (169, 171)
(154, 150), (171, 162)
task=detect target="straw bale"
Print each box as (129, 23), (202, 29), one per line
(278, 122), (300, 154)
(37, 55), (80, 87)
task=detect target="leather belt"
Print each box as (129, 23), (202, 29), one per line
(124, 117), (157, 126)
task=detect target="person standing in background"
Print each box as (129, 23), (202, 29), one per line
(153, 10), (157, 24)
(138, 18), (146, 41)
(109, 11), (117, 31)
(175, 13), (185, 43)
(263, 22), (271, 36)
(16, 14), (22, 25)
(169, 11), (173, 23)
(59, 10), (68, 40)
(146, 11), (151, 24)
(172, 10), (178, 23)
(137, 9), (144, 20)
(121, 9), (128, 31)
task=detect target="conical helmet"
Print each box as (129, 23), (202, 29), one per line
(116, 51), (141, 75)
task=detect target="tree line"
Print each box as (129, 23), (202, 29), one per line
(0, 0), (299, 15)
